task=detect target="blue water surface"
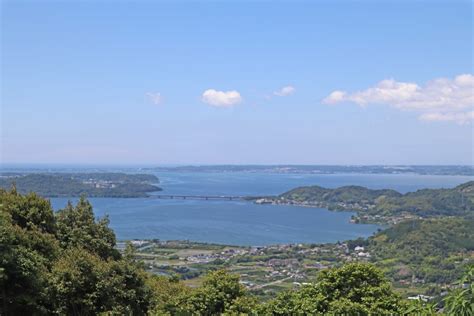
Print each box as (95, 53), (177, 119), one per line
(50, 172), (472, 245)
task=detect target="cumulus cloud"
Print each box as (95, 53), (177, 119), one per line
(201, 89), (242, 107)
(146, 92), (162, 105)
(274, 85), (296, 97)
(322, 74), (474, 124)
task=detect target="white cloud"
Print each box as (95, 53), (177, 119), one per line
(274, 85), (296, 97)
(322, 74), (474, 124)
(146, 92), (162, 105)
(323, 90), (346, 104)
(201, 89), (242, 107)
(419, 111), (474, 124)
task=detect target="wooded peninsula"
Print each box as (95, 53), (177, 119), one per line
(255, 181), (474, 225)
(0, 172), (162, 197)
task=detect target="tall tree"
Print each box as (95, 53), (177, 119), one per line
(0, 189), (58, 315)
(55, 197), (119, 259)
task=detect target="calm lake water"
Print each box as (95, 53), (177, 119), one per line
(50, 172), (473, 246)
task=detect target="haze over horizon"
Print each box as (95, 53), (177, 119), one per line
(1, 1), (473, 165)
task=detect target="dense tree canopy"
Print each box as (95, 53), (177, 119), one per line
(279, 181), (474, 217)
(263, 262), (405, 315)
(368, 217), (474, 285)
(55, 197), (119, 260)
(0, 189), (150, 315)
(0, 189), (58, 314)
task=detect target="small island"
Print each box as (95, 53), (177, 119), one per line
(0, 172), (162, 197)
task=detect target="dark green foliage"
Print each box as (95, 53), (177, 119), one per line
(0, 172), (161, 197)
(0, 187), (56, 234)
(264, 262), (405, 315)
(377, 183), (474, 216)
(0, 211), (53, 315)
(48, 247), (151, 315)
(443, 265), (474, 316)
(175, 270), (249, 315)
(405, 299), (438, 316)
(0, 189), (151, 315)
(148, 269), (259, 315)
(55, 197), (119, 259)
(0, 189), (59, 315)
(148, 275), (191, 314)
(371, 218), (474, 258)
(368, 217), (474, 284)
(282, 185), (401, 204)
(279, 181), (474, 217)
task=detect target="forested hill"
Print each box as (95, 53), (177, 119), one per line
(365, 217), (474, 286)
(273, 181), (474, 218)
(0, 172), (162, 197)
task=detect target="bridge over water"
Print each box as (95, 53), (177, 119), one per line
(152, 194), (255, 201)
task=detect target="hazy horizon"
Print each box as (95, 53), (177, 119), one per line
(1, 163), (473, 167)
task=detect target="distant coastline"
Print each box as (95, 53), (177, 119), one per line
(142, 165), (474, 176)
(1, 164), (473, 176)
(0, 172), (162, 198)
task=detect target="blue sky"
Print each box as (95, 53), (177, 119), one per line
(1, 0), (473, 165)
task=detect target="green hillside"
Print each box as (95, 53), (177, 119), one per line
(277, 181), (474, 218)
(0, 173), (162, 197)
(367, 218), (474, 287)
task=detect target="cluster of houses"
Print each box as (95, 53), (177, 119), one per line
(256, 197), (425, 226)
(125, 240), (380, 291)
(353, 246), (371, 258)
(82, 179), (118, 189)
(255, 197), (375, 213)
(352, 213), (421, 225)
(186, 248), (248, 263)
